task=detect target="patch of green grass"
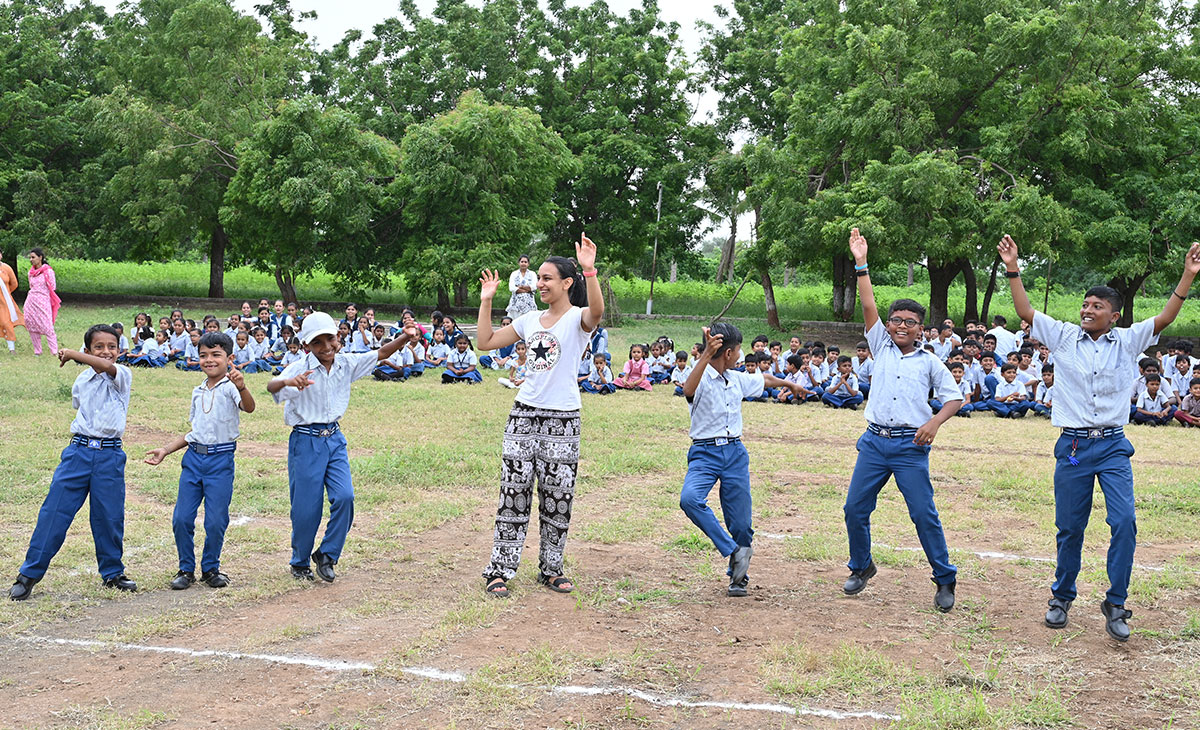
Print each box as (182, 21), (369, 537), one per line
(52, 704), (172, 730)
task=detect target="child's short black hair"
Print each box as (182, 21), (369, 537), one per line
(856, 341), (869, 350)
(1019, 347), (1034, 357)
(888, 299), (926, 322)
(980, 350), (998, 362)
(752, 334), (769, 346)
(84, 324), (120, 350)
(288, 337), (300, 347)
(1177, 341), (1193, 353)
(940, 323), (954, 332)
(111, 322), (124, 331)
(837, 355), (852, 366)
(828, 345), (840, 354)
(1144, 373), (1161, 384)
(983, 333), (997, 343)
(1000, 363), (1017, 373)
(675, 351), (688, 361)
(198, 332), (234, 355)
(769, 340), (782, 349)
(962, 338), (979, 348)
(811, 348), (825, 359)
(1042, 363), (1055, 374)
(251, 326), (266, 335)
(743, 352), (760, 364)
(703, 322), (743, 357)
(992, 315), (1007, 326)
(1138, 357), (1158, 370)
(455, 334), (471, 345)
(1084, 285), (1124, 312)
(258, 306), (269, 314)
(811, 340), (825, 350)
(1190, 377), (1200, 387)
(795, 347), (810, 357)
(785, 353), (803, 369)
(947, 348), (964, 360)
(948, 361), (964, 371)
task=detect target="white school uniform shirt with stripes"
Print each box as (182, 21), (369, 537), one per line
(187, 377), (244, 445)
(687, 365), (765, 440)
(273, 351), (380, 426)
(862, 319), (961, 428)
(1032, 310), (1158, 428)
(279, 350), (303, 368)
(70, 364), (132, 439)
(1136, 389), (1170, 412)
(826, 373), (859, 397)
(1036, 382), (1054, 405)
(670, 365), (691, 386)
(993, 379), (1027, 400)
(852, 357), (874, 384)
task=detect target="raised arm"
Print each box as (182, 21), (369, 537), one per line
(59, 348), (117, 376)
(682, 328), (720, 399)
(577, 233), (604, 332)
(850, 228), (879, 331)
(476, 270), (521, 350)
(1154, 242), (1200, 335)
(997, 235), (1037, 324)
(376, 326), (419, 363)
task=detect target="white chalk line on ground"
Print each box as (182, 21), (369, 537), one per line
(758, 533), (1169, 573)
(25, 636), (897, 722)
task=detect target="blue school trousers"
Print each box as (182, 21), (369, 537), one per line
(844, 430), (956, 585)
(173, 445), (236, 574)
(288, 426), (354, 567)
(802, 386), (823, 402)
(580, 381), (616, 394)
(129, 354), (167, 368)
(823, 392), (864, 408)
(1132, 408), (1175, 426)
(20, 441), (127, 581)
(649, 371), (669, 384)
(679, 439), (752, 557)
(1051, 431), (1136, 606)
(985, 398), (1030, 417)
(442, 369), (483, 384)
(674, 385), (685, 397)
(1032, 403), (1052, 416)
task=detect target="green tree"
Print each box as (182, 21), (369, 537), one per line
(389, 90), (579, 307)
(219, 97), (401, 303)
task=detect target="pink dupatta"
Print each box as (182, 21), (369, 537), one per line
(29, 264), (61, 322)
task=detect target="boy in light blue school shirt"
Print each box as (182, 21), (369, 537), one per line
(678, 324), (801, 598)
(1000, 234), (1200, 642)
(841, 229), (963, 614)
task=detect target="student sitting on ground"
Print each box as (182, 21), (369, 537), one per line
(648, 341), (672, 384)
(614, 343), (652, 391)
(424, 328), (451, 369)
(1132, 374), (1176, 426)
(581, 352), (616, 394)
(404, 336), (426, 377)
(821, 355), (864, 409)
(113, 323), (130, 361)
(937, 361), (973, 416)
(777, 354), (814, 404)
(176, 330), (202, 371)
(274, 337), (303, 375)
(230, 331), (265, 374)
(794, 348), (823, 401)
(1033, 364), (1054, 417)
(740, 354), (767, 402)
(130, 329), (169, 368)
(373, 339), (409, 381)
(671, 351), (691, 397)
(1174, 377), (1200, 427)
(986, 363), (1031, 418)
(1169, 355), (1193, 405)
(852, 341), (873, 398)
(442, 334), (482, 384)
(480, 317), (517, 370)
(498, 341), (528, 389)
(167, 319), (189, 361)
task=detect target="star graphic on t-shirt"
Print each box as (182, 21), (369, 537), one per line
(531, 341), (551, 362)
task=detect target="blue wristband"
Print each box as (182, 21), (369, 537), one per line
(854, 263), (868, 271)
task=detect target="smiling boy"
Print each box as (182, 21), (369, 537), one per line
(999, 234), (1200, 641)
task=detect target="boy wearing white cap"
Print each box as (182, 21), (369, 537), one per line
(268, 311), (419, 582)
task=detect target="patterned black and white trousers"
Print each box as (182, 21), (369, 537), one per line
(483, 401), (580, 581)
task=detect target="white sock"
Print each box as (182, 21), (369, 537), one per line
(5, 340), (13, 351)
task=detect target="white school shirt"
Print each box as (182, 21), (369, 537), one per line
(827, 373), (859, 397)
(931, 338), (954, 361)
(70, 364), (132, 438)
(187, 377), (244, 445)
(280, 350), (303, 368)
(1169, 370), (1191, 401)
(223, 327), (240, 340)
(446, 348), (478, 371)
(649, 354), (672, 375)
(232, 343), (254, 365)
(688, 365), (765, 439)
(1017, 365), (1040, 390)
(169, 331), (189, 353)
(347, 331), (372, 353)
(863, 319), (962, 428)
(273, 351), (379, 426)
(957, 379), (973, 401)
(1036, 382), (1054, 405)
(426, 342), (451, 363)
(1033, 311), (1158, 428)
(587, 363), (613, 384)
(988, 326), (1018, 357)
(1136, 389), (1170, 412)
(409, 342), (425, 362)
(142, 339), (165, 358)
(182, 342), (199, 362)
(511, 306), (592, 412)
(250, 339), (269, 359)
(118, 334), (129, 351)
(669, 365), (691, 386)
(853, 357), (874, 384)
(993, 380), (1027, 400)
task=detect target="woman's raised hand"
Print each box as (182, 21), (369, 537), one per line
(997, 234), (1020, 269)
(480, 269), (501, 300)
(577, 233), (597, 272)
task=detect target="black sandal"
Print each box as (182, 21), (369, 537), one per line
(538, 574), (574, 594)
(485, 577), (510, 598)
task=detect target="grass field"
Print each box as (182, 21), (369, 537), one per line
(21, 257), (1200, 333)
(1, 307), (1199, 729)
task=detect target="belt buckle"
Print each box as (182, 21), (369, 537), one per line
(1088, 428), (1102, 439)
(715, 437), (728, 446)
(87, 438), (102, 450)
(879, 428), (891, 438)
(194, 443), (209, 454)
(319, 428), (332, 437)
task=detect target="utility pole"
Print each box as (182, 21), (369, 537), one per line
(646, 181), (663, 315)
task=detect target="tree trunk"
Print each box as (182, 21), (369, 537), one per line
(754, 205), (781, 330)
(979, 254), (1003, 324)
(208, 225), (228, 299)
(453, 280), (468, 307)
(831, 253), (857, 322)
(669, 259), (677, 283)
(716, 214), (737, 284)
(927, 259), (959, 326)
(959, 257), (979, 323)
(274, 264), (298, 305)
(436, 285), (450, 310)
(907, 262), (914, 287)
(1107, 272), (1150, 328)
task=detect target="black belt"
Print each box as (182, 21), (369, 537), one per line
(867, 423), (918, 439)
(188, 442), (237, 455)
(692, 436), (741, 446)
(70, 435), (122, 450)
(1061, 426), (1124, 440)
(293, 422), (340, 437)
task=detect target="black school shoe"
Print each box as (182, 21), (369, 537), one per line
(1045, 597), (1072, 628)
(290, 565), (315, 581)
(1101, 600), (1132, 642)
(201, 570), (229, 588)
(9, 574), (39, 601)
(727, 576), (748, 598)
(170, 571), (195, 590)
(312, 550), (336, 583)
(934, 580), (956, 613)
(843, 562), (877, 595)
(104, 574), (138, 592)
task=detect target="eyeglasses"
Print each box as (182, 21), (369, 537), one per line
(887, 317), (922, 328)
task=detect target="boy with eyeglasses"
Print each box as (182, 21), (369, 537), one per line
(841, 229), (964, 613)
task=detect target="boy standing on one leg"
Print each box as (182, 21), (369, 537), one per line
(144, 333), (256, 590)
(679, 324), (803, 597)
(268, 312), (419, 583)
(10, 325), (137, 600)
(999, 235), (1200, 642)
(842, 229), (964, 612)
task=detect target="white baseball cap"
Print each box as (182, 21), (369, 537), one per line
(299, 311), (339, 345)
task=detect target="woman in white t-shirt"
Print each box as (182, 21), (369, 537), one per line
(476, 235), (604, 598)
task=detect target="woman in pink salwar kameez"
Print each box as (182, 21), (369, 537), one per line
(23, 248), (61, 355)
